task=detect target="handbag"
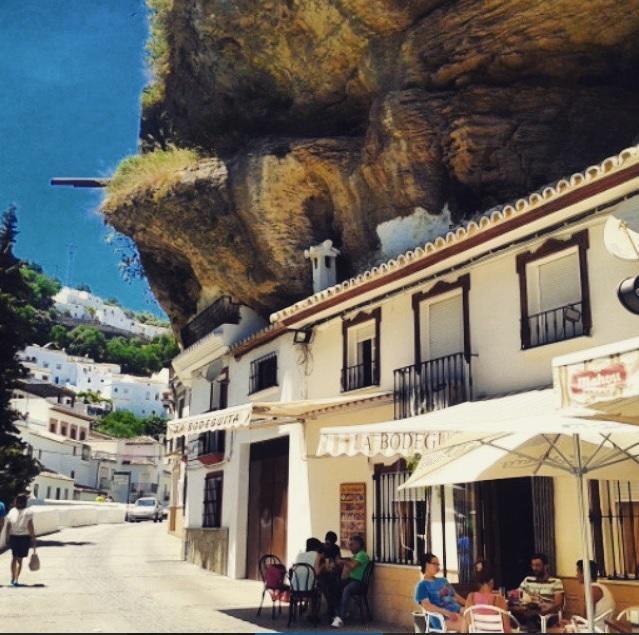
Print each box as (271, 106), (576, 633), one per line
(28, 549), (40, 572)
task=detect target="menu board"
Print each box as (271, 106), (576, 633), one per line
(340, 482), (366, 550)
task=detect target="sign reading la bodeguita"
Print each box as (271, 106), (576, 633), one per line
(166, 403), (253, 440)
(556, 348), (639, 407)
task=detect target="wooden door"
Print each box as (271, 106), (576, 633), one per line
(246, 437), (289, 580)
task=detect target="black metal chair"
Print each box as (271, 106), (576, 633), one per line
(256, 554), (289, 619)
(288, 562), (319, 627)
(350, 561), (374, 623)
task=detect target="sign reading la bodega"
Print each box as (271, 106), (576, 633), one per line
(318, 428), (446, 457)
(166, 403), (253, 440)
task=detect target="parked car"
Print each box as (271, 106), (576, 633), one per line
(161, 504), (169, 520)
(126, 497), (163, 523)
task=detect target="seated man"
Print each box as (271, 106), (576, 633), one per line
(514, 552), (564, 629)
(329, 535), (370, 628)
(415, 552), (465, 630)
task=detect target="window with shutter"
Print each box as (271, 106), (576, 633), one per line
(422, 293), (464, 361)
(342, 309), (381, 391)
(527, 250), (581, 314)
(516, 230), (591, 349)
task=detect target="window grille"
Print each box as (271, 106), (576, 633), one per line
(249, 352), (278, 394)
(203, 473), (223, 528)
(590, 480), (639, 579)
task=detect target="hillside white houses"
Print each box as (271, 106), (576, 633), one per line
(164, 144), (639, 626)
(20, 345), (170, 418)
(54, 286), (168, 340)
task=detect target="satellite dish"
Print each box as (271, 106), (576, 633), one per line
(604, 208), (639, 261)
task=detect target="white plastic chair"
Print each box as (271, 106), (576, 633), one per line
(617, 606), (639, 622)
(413, 610), (447, 633)
(464, 604), (521, 633)
(539, 595), (566, 633)
(567, 608), (612, 633)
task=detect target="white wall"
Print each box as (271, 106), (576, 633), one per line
(106, 375), (167, 417)
(18, 424), (96, 489)
(0, 502), (127, 542)
(32, 473), (74, 502)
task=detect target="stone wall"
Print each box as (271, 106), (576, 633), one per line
(185, 527), (228, 575)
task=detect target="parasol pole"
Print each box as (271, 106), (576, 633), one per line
(573, 433), (595, 632)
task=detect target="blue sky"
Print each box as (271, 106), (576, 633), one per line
(0, 0), (164, 315)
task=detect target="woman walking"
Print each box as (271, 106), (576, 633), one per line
(6, 494), (36, 587)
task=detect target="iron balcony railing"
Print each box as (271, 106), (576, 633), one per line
(341, 361), (379, 392)
(522, 301), (584, 349)
(180, 296), (241, 348)
(393, 352), (470, 419)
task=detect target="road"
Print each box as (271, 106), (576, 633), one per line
(0, 522), (393, 633)
(0, 522), (275, 633)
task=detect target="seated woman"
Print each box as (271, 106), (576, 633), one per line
(292, 537), (323, 591)
(291, 537), (323, 623)
(575, 560), (615, 619)
(415, 553), (465, 629)
(465, 568), (512, 633)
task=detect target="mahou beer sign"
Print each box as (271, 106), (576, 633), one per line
(570, 364), (627, 399)
(556, 347), (639, 407)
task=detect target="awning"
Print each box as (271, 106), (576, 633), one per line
(166, 403), (253, 440)
(166, 391), (392, 440)
(553, 336), (639, 420)
(315, 388), (627, 458)
(252, 391), (391, 418)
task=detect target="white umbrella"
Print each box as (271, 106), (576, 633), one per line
(399, 423), (639, 632)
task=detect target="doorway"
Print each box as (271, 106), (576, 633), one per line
(246, 437), (289, 580)
(479, 478), (536, 590)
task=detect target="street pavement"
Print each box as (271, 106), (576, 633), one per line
(0, 522), (399, 633)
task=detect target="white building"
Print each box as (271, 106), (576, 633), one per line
(12, 381), (99, 498)
(54, 286), (168, 339)
(165, 144), (639, 625)
(88, 435), (170, 503)
(106, 368), (170, 418)
(19, 345), (170, 417)
(31, 470), (75, 503)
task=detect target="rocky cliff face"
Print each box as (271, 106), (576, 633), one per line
(102, 0), (639, 337)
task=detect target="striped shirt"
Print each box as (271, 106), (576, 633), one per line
(519, 576), (564, 604)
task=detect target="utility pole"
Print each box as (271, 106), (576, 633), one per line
(65, 243), (76, 287)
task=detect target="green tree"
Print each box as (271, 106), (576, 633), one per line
(77, 283), (92, 293)
(20, 262), (61, 309)
(0, 206), (40, 503)
(141, 414), (168, 440)
(66, 326), (107, 361)
(96, 410), (167, 439)
(50, 324), (70, 350)
(8, 262), (62, 346)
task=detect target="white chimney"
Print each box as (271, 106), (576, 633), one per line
(304, 240), (340, 294)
